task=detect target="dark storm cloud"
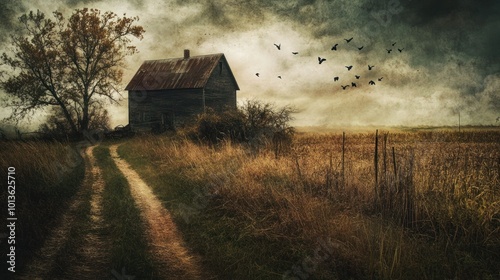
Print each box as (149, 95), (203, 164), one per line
(183, 1), (236, 30)
(244, 0), (500, 77)
(64, 0), (94, 6)
(0, 1), (27, 40)
(404, 0), (497, 25)
(400, 0), (500, 71)
(405, 0), (500, 106)
(64, 0), (146, 8)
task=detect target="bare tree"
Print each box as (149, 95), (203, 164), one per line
(1, 8), (145, 136)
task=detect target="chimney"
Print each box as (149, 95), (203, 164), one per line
(184, 49), (190, 59)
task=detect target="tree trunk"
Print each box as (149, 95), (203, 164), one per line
(81, 97), (90, 133)
(60, 104), (79, 135)
(52, 90), (79, 135)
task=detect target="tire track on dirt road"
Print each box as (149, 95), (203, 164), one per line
(19, 145), (110, 279)
(109, 144), (204, 280)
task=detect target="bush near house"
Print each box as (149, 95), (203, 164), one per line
(186, 101), (296, 158)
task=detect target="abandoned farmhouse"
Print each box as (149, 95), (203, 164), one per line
(125, 50), (239, 131)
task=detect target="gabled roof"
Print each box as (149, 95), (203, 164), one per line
(125, 53), (239, 91)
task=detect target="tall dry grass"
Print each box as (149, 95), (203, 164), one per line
(0, 140), (84, 276)
(122, 130), (500, 279)
(0, 141), (83, 188)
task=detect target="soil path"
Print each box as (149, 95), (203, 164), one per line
(19, 145), (110, 279)
(110, 145), (204, 279)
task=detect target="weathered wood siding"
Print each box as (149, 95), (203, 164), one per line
(204, 57), (237, 111)
(128, 88), (204, 130)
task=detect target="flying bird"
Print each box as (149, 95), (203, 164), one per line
(344, 37), (353, 43)
(398, 48), (404, 52)
(368, 65), (375, 70)
(358, 46), (364, 50)
(355, 75), (360, 79)
(274, 43), (281, 50)
(392, 42), (396, 46)
(256, 73), (259, 77)
(378, 77), (383, 81)
(369, 80), (376, 85)
(345, 65), (353, 71)
(351, 82), (357, 87)
(292, 52), (299, 55)
(318, 57), (326, 64)
(331, 43), (338, 50)
(386, 49), (392, 53)
(341, 85), (350, 90)
(334, 76), (339, 82)
(278, 75), (282, 79)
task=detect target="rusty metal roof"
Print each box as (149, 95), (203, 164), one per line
(125, 53), (239, 91)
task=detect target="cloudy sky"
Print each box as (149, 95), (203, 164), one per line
(1, 0), (499, 129)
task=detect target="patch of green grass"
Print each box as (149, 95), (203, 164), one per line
(93, 145), (159, 279)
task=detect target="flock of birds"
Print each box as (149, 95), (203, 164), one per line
(255, 37), (406, 92)
(254, 40), (499, 125)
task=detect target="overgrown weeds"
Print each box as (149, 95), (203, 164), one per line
(120, 129), (500, 279)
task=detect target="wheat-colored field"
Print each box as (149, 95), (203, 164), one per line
(1, 128), (498, 279)
(121, 129), (500, 279)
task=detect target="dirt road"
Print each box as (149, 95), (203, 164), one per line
(110, 145), (204, 279)
(20, 144), (204, 279)
(19, 146), (110, 279)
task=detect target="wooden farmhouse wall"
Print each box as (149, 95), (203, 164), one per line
(128, 88), (204, 130)
(204, 56), (237, 110)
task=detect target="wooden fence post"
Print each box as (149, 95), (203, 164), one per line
(342, 131), (345, 190)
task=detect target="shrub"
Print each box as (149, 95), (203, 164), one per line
(191, 101), (296, 156)
(195, 107), (247, 143)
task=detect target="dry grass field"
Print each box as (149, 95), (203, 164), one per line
(1, 128), (498, 279)
(120, 128), (500, 279)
